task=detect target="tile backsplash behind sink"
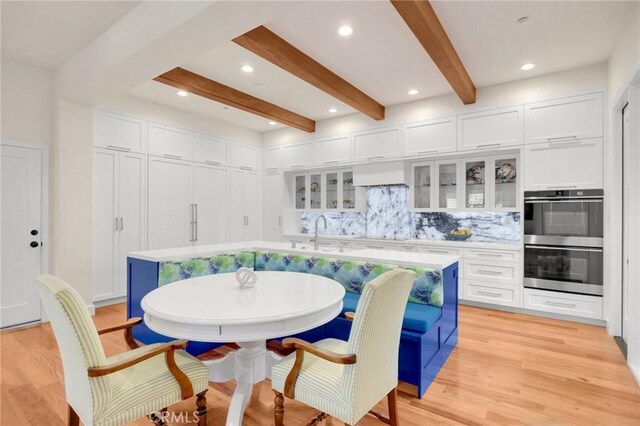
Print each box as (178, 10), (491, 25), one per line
(300, 186), (520, 244)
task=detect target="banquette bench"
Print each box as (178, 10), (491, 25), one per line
(127, 250), (458, 397)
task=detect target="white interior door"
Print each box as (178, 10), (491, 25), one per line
(118, 152), (146, 295)
(1, 145), (43, 327)
(93, 149), (119, 301)
(229, 170), (245, 242)
(148, 156), (193, 249)
(193, 164), (228, 245)
(244, 171), (260, 240)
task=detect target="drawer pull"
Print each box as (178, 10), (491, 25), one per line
(205, 160), (221, 165)
(367, 156), (384, 160)
(476, 252), (502, 258)
(367, 245), (384, 250)
(106, 145), (131, 152)
(477, 269), (503, 275)
(402, 245), (415, 250)
(477, 290), (502, 297)
(428, 249), (450, 254)
(476, 143), (500, 149)
(548, 135), (578, 143)
(163, 154), (182, 159)
(324, 160), (339, 164)
(544, 301), (577, 308)
(239, 165), (253, 171)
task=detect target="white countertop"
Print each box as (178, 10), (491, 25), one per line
(128, 240), (458, 269)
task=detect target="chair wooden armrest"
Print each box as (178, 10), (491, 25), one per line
(88, 339), (194, 399)
(282, 338), (356, 398)
(344, 312), (355, 322)
(97, 317), (142, 349)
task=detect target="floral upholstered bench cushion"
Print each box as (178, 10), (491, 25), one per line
(254, 251), (444, 308)
(158, 252), (255, 286)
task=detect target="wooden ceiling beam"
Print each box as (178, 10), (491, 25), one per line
(390, 0), (476, 104)
(233, 25), (385, 120)
(154, 67), (316, 133)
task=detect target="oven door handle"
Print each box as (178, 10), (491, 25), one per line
(524, 199), (603, 204)
(525, 245), (603, 253)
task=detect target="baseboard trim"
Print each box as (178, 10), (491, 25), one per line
(87, 304), (96, 316)
(629, 362), (640, 386)
(460, 300), (606, 326)
(94, 296), (126, 309)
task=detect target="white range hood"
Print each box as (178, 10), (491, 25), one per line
(353, 161), (410, 186)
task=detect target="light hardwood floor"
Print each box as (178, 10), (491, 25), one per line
(2, 303), (639, 425)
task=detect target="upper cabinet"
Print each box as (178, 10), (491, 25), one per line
(352, 126), (401, 161)
(232, 143), (259, 170)
(315, 135), (352, 166)
(525, 93), (603, 144)
(264, 145), (284, 172)
(148, 122), (194, 160)
(94, 110), (146, 153)
(403, 116), (456, 156)
(193, 132), (228, 166)
(457, 106), (523, 150)
(283, 141), (314, 170)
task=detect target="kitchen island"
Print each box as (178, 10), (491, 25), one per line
(127, 241), (459, 397)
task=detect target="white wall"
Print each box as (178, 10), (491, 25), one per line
(99, 94), (262, 146)
(1, 61), (54, 146)
(608, 2), (640, 104)
(263, 62), (608, 146)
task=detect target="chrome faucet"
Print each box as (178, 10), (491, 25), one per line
(313, 214), (327, 250)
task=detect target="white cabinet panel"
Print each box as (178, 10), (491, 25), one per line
(464, 260), (519, 285)
(523, 138), (603, 190)
(93, 150), (119, 300)
(229, 169), (259, 242)
(457, 106), (523, 150)
(94, 110), (146, 153)
(244, 171), (260, 240)
(465, 281), (520, 307)
(264, 146), (284, 172)
(524, 288), (602, 319)
(525, 93), (603, 144)
(417, 246), (462, 257)
(232, 143), (259, 170)
(194, 133), (228, 166)
(315, 135), (352, 165)
(193, 165), (228, 245)
(403, 116), (456, 155)
(464, 248), (520, 262)
(283, 142), (314, 169)
(263, 172), (284, 241)
(352, 127), (401, 160)
(148, 122), (193, 160)
(229, 170), (246, 242)
(148, 156), (193, 249)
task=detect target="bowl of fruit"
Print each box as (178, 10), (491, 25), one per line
(447, 229), (472, 241)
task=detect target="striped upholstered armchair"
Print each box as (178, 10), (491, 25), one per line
(271, 268), (416, 426)
(35, 275), (209, 426)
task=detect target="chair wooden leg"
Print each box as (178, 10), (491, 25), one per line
(68, 404), (79, 426)
(196, 391), (207, 426)
(274, 391), (285, 426)
(388, 387), (398, 426)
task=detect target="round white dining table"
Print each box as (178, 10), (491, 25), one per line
(141, 271), (345, 426)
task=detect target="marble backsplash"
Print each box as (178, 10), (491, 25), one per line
(300, 186), (521, 244)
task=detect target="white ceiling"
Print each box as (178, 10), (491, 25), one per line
(1, 1), (140, 69)
(128, 0), (634, 132)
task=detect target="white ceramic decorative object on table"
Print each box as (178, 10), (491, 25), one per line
(141, 271), (345, 426)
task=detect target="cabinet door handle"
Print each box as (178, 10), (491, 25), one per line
(239, 165), (252, 171)
(194, 204), (198, 241)
(119, 217), (124, 231)
(278, 216), (282, 226)
(163, 154), (182, 160)
(205, 160), (220, 165)
(476, 252), (502, 258)
(428, 249), (450, 254)
(246, 216), (249, 226)
(477, 269), (503, 275)
(106, 145), (131, 152)
(366, 245), (384, 249)
(544, 301), (577, 308)
(291, 164), (305, 169)
(402, 245), (415, 250)
(367, 156), (384, 160)
(477, 290), (502, 297)
(114, 218), (119, 231)
(548, 135), (578, 143)
(190, 204), (195, 242)
(476, 143), (500, 149)
(324, 160), (339, 165)
(267, 167), (279, 172)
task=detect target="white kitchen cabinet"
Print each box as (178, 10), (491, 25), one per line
(283, 141), (314, 169)
(263, 172), (284, 241)
(264, 146), (284, 172)
(523, 288), (602, 320)
(194, 132), (228, 166)
(94, 110), (146, 153)
(148, 156), (193, 249)
(525, 93), (603, 144)
(315, 135), (352, 165)
(403, 116), (457, 156)
(93, 149), (146, 301)
(229, 169), (260, 242)
(465, 281), (521, 308)
(148, 122), (194, 160)
(457, 105), (523, 150)
(410, 162), (435, 211)
(523, 137), (603, 190)
(193, 164), (228, 245)
(232, 143), (259, 170)
(352, 126), (401, 161)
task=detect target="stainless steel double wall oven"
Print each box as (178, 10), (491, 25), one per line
(524, 189), (603, 296)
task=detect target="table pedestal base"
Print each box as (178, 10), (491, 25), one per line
(203, 340), (282, 426)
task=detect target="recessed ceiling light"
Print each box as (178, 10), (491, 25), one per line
(519, 62), (536, 71)
(241, 65), (254, 73)
(338, 25), (353, 36)
(328, 107), (338, 113)
(176, 90), (188, 97)
(268, 121), (277, 126)
(516, 16), (530, 24)
(408, 89), (419, 95)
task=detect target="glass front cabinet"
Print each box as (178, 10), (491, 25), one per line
(411, 154), (520, 211)
(294, 169), (364, 212)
